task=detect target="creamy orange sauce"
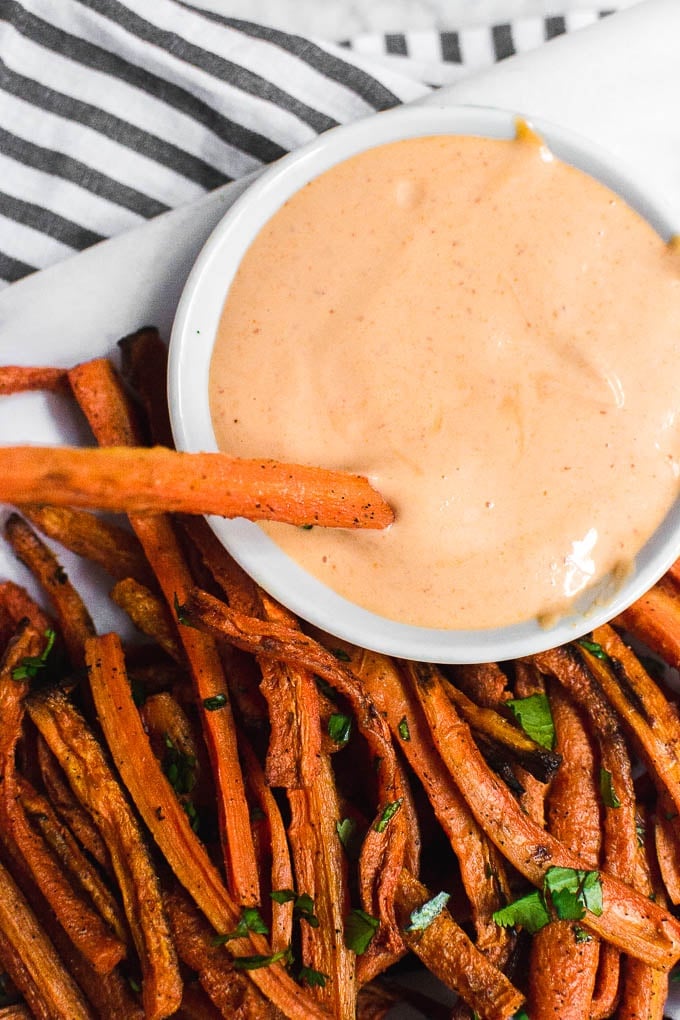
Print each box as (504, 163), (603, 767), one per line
(210, 128), (680, 630)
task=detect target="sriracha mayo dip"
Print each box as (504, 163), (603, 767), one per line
(207, 120), (680, 632)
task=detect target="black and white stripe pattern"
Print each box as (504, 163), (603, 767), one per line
(0, 1), (612, 288)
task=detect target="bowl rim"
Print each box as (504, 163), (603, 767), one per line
(168, 102), (680, 663)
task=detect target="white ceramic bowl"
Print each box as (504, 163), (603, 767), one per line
(168, 103), (680, 664)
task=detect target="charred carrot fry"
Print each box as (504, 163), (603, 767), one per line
(451, 661), (511, 708)
(179, 588), (410, 963)
(17, 776), (128, 945)
(527, 683), (601, 1020)
(403, 659), (680, 970)
(20, 504), (154, 587)
(615, 576), (680, 670)
(654, 802), (680, 904)
(0, 365), (69, 395)
(110, 577), (183, 662)
(0, 445), (395, 530)
(0, 1005), (32, 1019)
(36, 735), (111, 872)
(163, 887), (280, 1019)
(342, 644), (514, 970)
(288, 752), (356, 1016)
(0, 856), (93, 1020)
(394, 869), (524, 1020)
(0, 580), (53, 633)
(118, 326), (174, 449)
(80, 630), (331, 1020)
(4, 513), (95, 667)
(68, 357), (259, 907)
(26, 684), (182, 1020)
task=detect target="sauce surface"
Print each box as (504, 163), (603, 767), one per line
(210, 130), (680, 630)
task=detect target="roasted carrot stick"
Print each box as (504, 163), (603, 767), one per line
(341, 643), (514, 970)
(20, 504), (154, 587)
(0, 858), (94, 1020)
(0, 445), (394, 529)
(527, 683), (601, 1020)
(68, 356), (260, 908)
(4, 513), (95, 667)
(117, 326), (174, 449)
(110, 577), (183, 662)
(394, 869), (524, 1020)
(81, 631), (330, 1020)
(402, 660), (680, 970)
(0, 365), (70, 395)
(26, 684), (183, 1020)
(615, 576), (680, 671)
(0, 580), (53, 634)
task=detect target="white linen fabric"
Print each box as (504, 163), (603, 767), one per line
(0, 0), (615, 287)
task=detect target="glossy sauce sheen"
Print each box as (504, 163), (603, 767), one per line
(210, 131), (680, 630)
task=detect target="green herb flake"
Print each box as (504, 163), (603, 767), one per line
(599, 767), (621, 809)
(573, 926), (592, 943)
(578, 638), (610, 661)
(397, 716), (411, 741)
(405, 891), (450, 932)
(11, 628), (56, 681)
(544, 866), (603, 920)
(162, 735), (197, 797)
(314, 675), (337, 701)
(270, 889), (296, 905)
(299, 965), (328, 988)
(203, 693), (227, 712)
(233, 948), (291, 971)
(328, 712), (352, 746)
(506, 692), (555, 750)
(212, 906), (269, 944)
(331, 648), (351, 662)
(299, 524), (314, 531)
(294, 893), (319, 928)
(128, 977), (141, 993)
(344, 909), (379, 955)
(513, 1010), (530, 1020)
(374, 798), (403, 833)
(492, 889), (550, 934)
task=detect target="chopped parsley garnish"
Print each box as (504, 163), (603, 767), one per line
(212, 906), (269, 944)
(328, 712), (352, 745)
(203, 693), (227, 711)
(574, 926), (592, 943)
(162, 735), (196, 797)
(599, 767), (621, 809)
(11, 628), (56, 680)
(293, 893), (319, 928)
(397, 716), (411, 741)
(344, 908), (379, 955)
(270, 889), (296, 905)
(331, 647), (351, 662)
(299, 965), (328, 988)
(578, 638), (610, 661)
(506, 692), (555, 750)
(233, 947), (292, 970)
(493, 867), (603, 934)
(405, 891), (450, 932)
(374, 798), (403, 833)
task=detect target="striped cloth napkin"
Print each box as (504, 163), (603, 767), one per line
(0, 1), (617, 289)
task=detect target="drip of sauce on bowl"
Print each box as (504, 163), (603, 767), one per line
(209, 123), (680, 630)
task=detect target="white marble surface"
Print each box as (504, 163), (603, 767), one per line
(188, 0), (640, 37)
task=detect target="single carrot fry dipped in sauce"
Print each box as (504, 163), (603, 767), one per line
(0, 445), (395, 530)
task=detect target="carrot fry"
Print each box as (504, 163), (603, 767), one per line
(0, 580), (53, 634)
(615, 576), (680, 670)
(0, 365), (69, 395)
(20, 504), (154, 587)
(117, 326), (174, 449)
(68, 356), (260, 907)
(452, 661), (511, 708)
(163, 887), (280, 1019)
(0, 856), (93, 1020)
(654, 804), (680, 903)
(36, 736), (111, 871)
(4, 513), (95, 667)
(110, 577), (183, 662)
(178, 588), (410, 963)
(0, 1005), (32, 1019)
(402, 659), (680, 969)
(26, 683), (182, 1020)
(80, 630), (331, 1020)
(394, 869), (524, 1020)
(0, 445), (395, 530)
(527, 683), (601, 1020)
(342, 643), (515, 970)
(17, 775), (128, 945)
